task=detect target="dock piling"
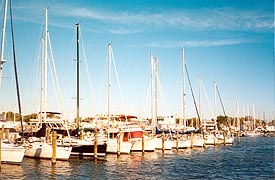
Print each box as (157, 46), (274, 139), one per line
(117, 132), (121, 156)
(176, 131), (179, 150)
(190, 132), (194, 148)
(52, 131), (57, 165)
(237, 131), (240, 144)
(142, 131), (145, 155)
(162, 131), (165, 152)
(94, 129), (98, 159)
(223, 131), (226, 145)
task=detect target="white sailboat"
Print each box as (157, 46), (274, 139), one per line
(150, 54), (172, 150)
(104, 43), (132, 154)
(24, 8), (71, 160)
(0, 0), (25, 164)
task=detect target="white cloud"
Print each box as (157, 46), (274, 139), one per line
(13, 2), (274, 35)
(132, 38), (257, 48)
(53, 6), (274, 33)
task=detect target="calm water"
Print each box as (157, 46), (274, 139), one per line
(0, 137), (274, 180)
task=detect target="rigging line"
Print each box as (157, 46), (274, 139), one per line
(79, 27), (98, 113)
(47, 32), (66, 120)
(156, 72), (170, 117)
(142, 70), (151, 118)
(200, 78), (214, 118)
(185, 64), (200, 122)
(28, 21), (45, 109)
(10, 0), (24, 134)
(110, 45), (127, 115)
(216, 85), (227, 117)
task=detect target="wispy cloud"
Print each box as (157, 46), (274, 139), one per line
(132, 38), (259, 48)
(53, 5), (274, 34)
(12, 2), (274, 36)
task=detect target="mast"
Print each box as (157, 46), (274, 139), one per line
(198, 76), (202, 129)
(182, 48), (186, 129)
(155, 57), (158, 132)
(41, 8), (48, 122)
(236, 100), (240, 131)
(214, 81), (217, 131)
(253, 104), (255, 130)
(40, 36), (44, 121)
(10, 0), (24, 133)
(150, 53), (155, 133)
(0, 0), (8, 87)
(185, 64), (201, 124)
(107, 43), (111, 123)
(76, 23), (80, 128)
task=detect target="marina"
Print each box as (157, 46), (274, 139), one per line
(0, 136), (274, 179)
(0, 0), (274, 179)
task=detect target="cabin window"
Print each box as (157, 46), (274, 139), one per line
(109, 133), (117, 139)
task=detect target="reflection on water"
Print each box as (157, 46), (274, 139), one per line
(0, 163), (25, 179)
(0, 137), (274, 179)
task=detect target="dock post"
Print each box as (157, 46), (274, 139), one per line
(231, 131), (234, 145)
(117, 132), (121, 156)
(5, 128), (9, 140)
(223, 131), (226, 145)
(80, 130), (84, 140)
(237, 131), (240, 144)
(190, 132), (194, 148)
(1, 125), (4, 140)
(176, 131), (179, 150)
(46, 127), (50, 143)
(162, 131), (165, 152)
(142, 131), (145, 155)
(52, 131), (57, 165)
(0, 126), (3, 170)
(214, 132), (216, 146)
(94, 129), (98, 159)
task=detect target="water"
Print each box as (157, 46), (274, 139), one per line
(0, 137), (274, 179)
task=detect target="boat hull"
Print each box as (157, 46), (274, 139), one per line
(155, 138), (173, 150)
(71, 143), (107, 157)
(106, 139), (132, 154)
(131, 138), (156, 152)
(1, 142), (25, 164)
(24, 142), (72, 161)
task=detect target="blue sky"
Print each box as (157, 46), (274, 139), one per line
(0, 0), (274, 121)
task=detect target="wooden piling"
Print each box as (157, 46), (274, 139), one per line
(5, 128), (9, 140)
(237, 131), (240, 144)
(0, 129), (2, 169)
(46, 127), (50, 143)
(80, 130), (84, 140)
(176, 131), (179, 150)
(231, 131), (234, 145)
(1, 125), (4, 140)
(94, 129), (98, 159)
(162, 131), (165, 152)
(117, 132), (121, 156)
(214, 132), (216, 146)
(142, 131), (145, 154)
(190, 132), (194, 148)
(223, 131), (226, 145)
(52, 131), (57, 165)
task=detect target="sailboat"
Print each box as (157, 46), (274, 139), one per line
(0, 0), (25, 164)
(150, 55), (172, 150)
(24, 8), (72, 160)
(67, 23), (107, 158)
(105, 43), (132, 154)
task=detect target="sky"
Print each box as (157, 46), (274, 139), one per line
(0, 0), (274, 121)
